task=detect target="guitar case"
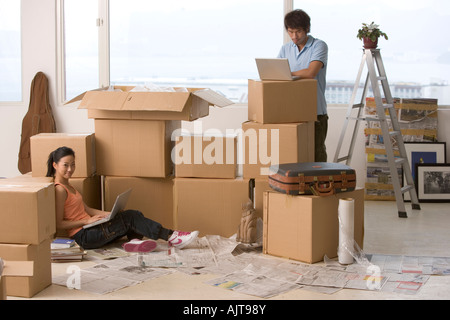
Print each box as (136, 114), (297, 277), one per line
(18, 72), (56, 174)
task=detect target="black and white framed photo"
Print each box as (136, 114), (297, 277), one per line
(403, 142), (447, 201)
(415, 163), (450, 202)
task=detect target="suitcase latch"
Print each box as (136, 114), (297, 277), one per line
(341, 171), (348, 191)
(298, 173), (305, 194)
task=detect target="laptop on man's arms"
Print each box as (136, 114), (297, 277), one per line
(255, 58), (300, 81)
(83, 188), (132, 229)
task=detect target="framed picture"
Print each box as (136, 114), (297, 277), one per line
(415, 163), (450, 202)
(403, 142), (446, 201)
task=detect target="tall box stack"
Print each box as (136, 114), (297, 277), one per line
(245, 79), (317, 218)
(0, 133), (102, 298)
(72, 85), (235, 233)
(0, 178), (55, 298)
(171, 117), (249, 237)
(29, 133), (102, 233)
(364, 98), (438, 200)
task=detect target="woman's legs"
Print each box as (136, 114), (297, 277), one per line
(73, 209), (172, 249)
(119, 209), (173, 241)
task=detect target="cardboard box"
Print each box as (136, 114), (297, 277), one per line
(248, 79), (317, 124)
(253, 178), (271, 219)
(0, 260), (34, 300)
(0, 182), (55, 245)
(95, 119), (181, 178)
(174, 134), (237, 179)
(7, 173), (101, 210)
(104, 176), (174, 229)
(242, 121), (315, 179)
(263, 188), (364, 264)
(0, 240), (51, 298)
(173, 178), (251, 237)
(30, 133), (96, 178)
(3, 173), (100, 239)
(69, 86), (233, 121)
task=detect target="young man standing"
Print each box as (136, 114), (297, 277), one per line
(277, 9), (328, 162)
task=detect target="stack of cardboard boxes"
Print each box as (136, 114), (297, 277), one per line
(0, 133), (100, 298)
(245, 79), (365, 264)
(0, 177), (54, 298)
(72, 86), (246, 237)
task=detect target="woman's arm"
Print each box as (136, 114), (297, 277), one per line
(84, 204), (110, 218)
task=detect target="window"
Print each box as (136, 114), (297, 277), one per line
(109, 0), (283, 103)
(0, 0), (22, 102)
(294, 0), (450, 104)
(63, 0), (99, 101)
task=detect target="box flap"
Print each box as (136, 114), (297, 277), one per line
(121, 91), (191, 112)
(78, 90), (130, 110)
(192, 89), (234, 108)
(65, 87), (108, 105)
(1, 261), (34, 277)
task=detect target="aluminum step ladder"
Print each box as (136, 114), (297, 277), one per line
(333, 49), (421, 218)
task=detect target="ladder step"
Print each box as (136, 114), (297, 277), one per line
(347, 116), (381, 122)
(352, 103), (364, 109)
(377, 76), (387, 81)
(389, 130), (401, 137)
(383, 103), (394, 109)
(336, 156), (350, 163)
(401, 185), (414, 194)
(395, 158), (407, 165)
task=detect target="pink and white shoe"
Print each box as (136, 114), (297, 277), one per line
(168, 231), (199, 249)
(122, 239), (157, 253)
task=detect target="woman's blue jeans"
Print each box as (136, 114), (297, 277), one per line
(73, 210), (172, 249)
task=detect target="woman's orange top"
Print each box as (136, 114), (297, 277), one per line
(55, 183), (90, 237)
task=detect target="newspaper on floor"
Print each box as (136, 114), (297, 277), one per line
(205, 269), (300, 299)
(366, 253), (450, 275)
(52, 255), (175, 295)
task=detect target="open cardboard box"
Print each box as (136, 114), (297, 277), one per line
(67, 86), (234, 121)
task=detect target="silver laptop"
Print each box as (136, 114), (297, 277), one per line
(256, 58), (300, 81)
(83, 188), (132, 229)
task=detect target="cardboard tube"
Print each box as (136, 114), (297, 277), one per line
(338, 198), (355, 265)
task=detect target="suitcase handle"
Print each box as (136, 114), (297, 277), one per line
(311, 181), (335, 196)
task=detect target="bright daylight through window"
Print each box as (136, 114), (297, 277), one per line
(109, 0), (283, 104)
(61, 0), (450, 105)
(64, 0), (99, 102)
(294, 0), (450, 105)
(0, 0), (21, 102)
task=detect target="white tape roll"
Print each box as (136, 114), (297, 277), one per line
(338, 198), (355, 265)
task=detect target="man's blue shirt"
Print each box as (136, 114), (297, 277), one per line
(277, 35), (328, 115)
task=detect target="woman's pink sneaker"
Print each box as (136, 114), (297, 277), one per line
(122, 239), (157, 253)
(168, 231), (199, 249)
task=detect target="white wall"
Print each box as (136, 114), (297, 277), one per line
(1, 0), (449, 187)
(0, 0), (94, 178)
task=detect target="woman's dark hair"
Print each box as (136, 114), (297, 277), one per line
(284, 9), (311, 33)
(46, 146), (75, 177)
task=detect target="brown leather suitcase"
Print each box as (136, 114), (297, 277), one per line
(268, 162), (356, 196)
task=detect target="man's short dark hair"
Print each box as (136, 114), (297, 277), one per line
(284, 9), (311, 33)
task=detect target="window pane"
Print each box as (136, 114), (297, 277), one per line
(110, 0), (283, 103)
(293, 0), (450, 104)
(0, 0), (21, 102)
(64, 0), (99, 101)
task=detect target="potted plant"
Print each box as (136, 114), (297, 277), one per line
(357, 22), (388, 49)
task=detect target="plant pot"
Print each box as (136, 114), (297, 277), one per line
(363, 37), (378, 49)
